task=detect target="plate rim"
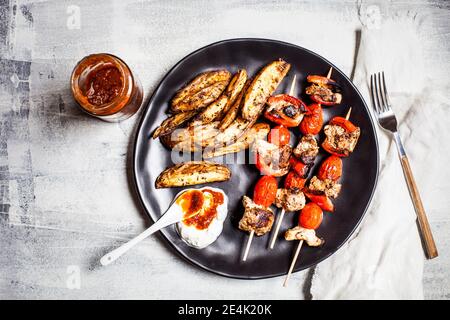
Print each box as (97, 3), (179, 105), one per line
(132, 37), (380, 279)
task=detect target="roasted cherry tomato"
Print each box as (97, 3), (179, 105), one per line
(253, 175), (278, 207)
(289, 157), (309, 178)
(329, 116), (358, 133)
(299, 103), (323, 135)
(268, 125), (290, 146)
(284, 171), (306, 190)
(318, 155), (342, 181)
(299, 202), (323, 229)
(264, 94), (307, 127)
(304, 192), (334, 212)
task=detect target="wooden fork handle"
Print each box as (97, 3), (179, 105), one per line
(400, 155), (438, 259)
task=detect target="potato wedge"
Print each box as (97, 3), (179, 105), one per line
(155, 161), (231, 188)
(192, 95), (229, 126)
(223, 69), (247, 113)
(203, 122), (270, 158)
(163, 121), (220, 150)
(241, 59), (291, 121)
(172, 80), (229, 113)
(212, 117), (254, 148)
(219, 79), (250, 131)
(152, 110), (198, 139)
(171, 70), (231, 108)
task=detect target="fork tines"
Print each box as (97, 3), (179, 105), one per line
(370, 71), (391, 114)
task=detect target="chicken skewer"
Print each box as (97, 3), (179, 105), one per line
(283, 203), (324, 286)
(270, 68), (332, 249)
(284, 106), (357, 286)
(240, 176), (277, 261)
(268, 75), (299, 249)
(283, 67), (336, 285)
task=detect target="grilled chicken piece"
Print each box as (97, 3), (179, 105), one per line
(239, 196), (274, 236)
(171, 70), (231, 112)
(152, 110), (199, 139)
(293, 134), (319, 164)
(252, 139), (292, 177)
(284, 226), (324, 246)
(308, 176), (342, 199)
(323, 124), (360, 156)
(242, 59), (291, 121)
(155, 161), (231, 188)
(274, 188), (306, 212)
(203, 122), (270, 159)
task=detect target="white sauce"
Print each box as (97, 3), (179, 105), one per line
(175, 187), (228, 249)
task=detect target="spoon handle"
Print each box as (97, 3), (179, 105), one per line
(100, 208), (181, 266)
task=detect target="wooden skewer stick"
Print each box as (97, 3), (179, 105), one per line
(345, 107), (352, 120)
(289, 74), (297, 96)
(283, 240), (304, 287)
(326, 67), (333, 79)
(242, 230), (255, 261)
(269, 209), (285, 249)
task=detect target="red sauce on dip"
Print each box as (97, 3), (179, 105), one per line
(177, 189), (224, 230)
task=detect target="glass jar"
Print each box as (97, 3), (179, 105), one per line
(71, 53), (143, 122)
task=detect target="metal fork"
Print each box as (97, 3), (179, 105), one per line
(370, 72), (438, 259)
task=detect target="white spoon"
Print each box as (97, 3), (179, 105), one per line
(100, 189), (188, 266)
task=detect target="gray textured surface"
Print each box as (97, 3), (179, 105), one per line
(0, 0), (449, 299)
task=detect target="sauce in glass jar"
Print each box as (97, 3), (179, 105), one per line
(71, 53), (143, 122)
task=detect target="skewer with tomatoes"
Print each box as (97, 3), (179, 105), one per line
(283, 107), (361, 286)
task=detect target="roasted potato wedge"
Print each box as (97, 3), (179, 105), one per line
(155, 161), (231, 188)
(219, 79), (250, 131)
(241, 59), (291, 121)
(203, 122), (270, 158)
(212, 117), (254, 148)
(171, 70), (231, 109)
(163, 121), (220, 150)
(171, 80), (229, 113)
(152, 110), (198, 139)
(223, 69), (247, 113)
(192, 95), (229, 125)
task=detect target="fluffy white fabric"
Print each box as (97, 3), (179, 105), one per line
(310, 15), (448, 300)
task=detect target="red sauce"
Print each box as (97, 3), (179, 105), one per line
(86, 67), (123, 106)
(178, 189), (224, 230)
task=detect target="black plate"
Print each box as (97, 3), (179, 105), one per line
(133, 38), (379, 279)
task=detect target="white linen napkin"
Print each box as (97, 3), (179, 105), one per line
(309, 12), (448, 299)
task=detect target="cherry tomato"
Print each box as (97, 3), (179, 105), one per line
(299, 103), (323, 135)
(299, 202), (323, 229)
(253, 175), (278, 207)
(264, 94), (306, 127)
(289, 157), (309, 178)
(284, 171), (306, 190)
(304, 192), (334, 212)
(268, 125), (290, 146)
(318, 155), (342, 181)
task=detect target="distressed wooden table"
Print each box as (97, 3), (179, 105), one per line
(0, 0), (448, 299)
